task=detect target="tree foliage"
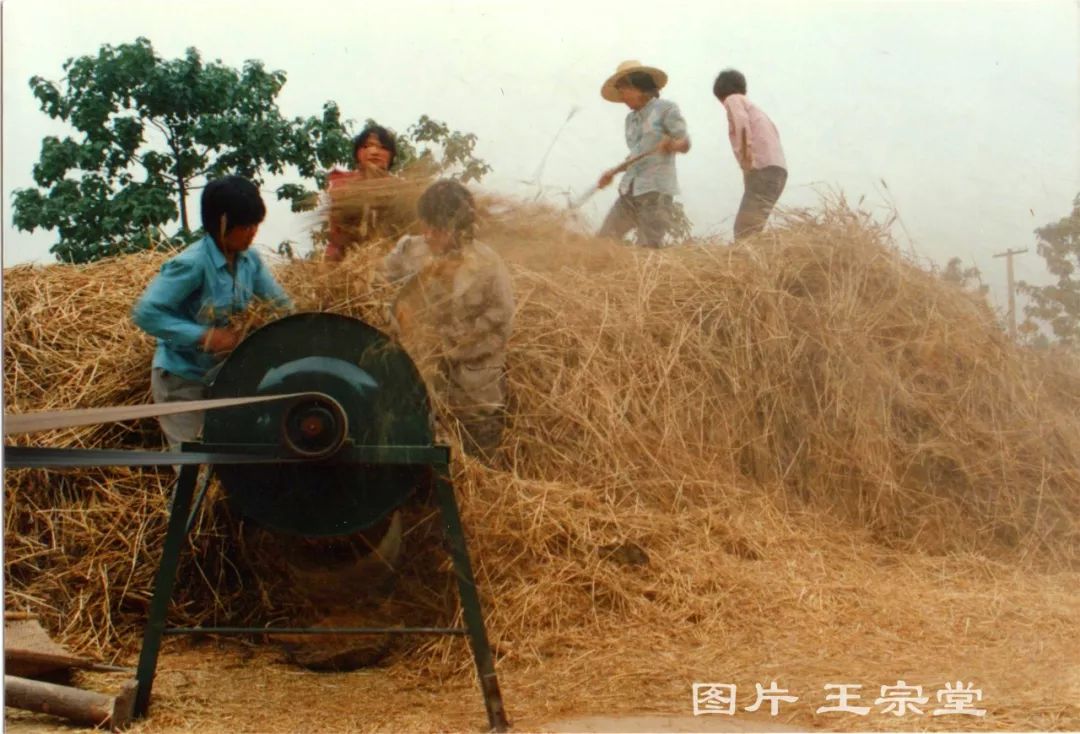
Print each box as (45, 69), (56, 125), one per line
(941, 257), (989, 297)
(13, 38), (321, 261)
(13, 38), (491, 263)
(1019, 194), (1080, 347)
(403, 115), (492, 184)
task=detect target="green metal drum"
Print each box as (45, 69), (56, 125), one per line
(204, 313), (433, 537)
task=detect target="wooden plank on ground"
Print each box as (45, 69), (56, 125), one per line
(4, 619), (98, 678)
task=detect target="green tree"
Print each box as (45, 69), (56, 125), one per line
(941, 257), (989, 297)
(402, 115), (492, 183)
(13, 38), (360, 262)
(14, 38), (491, 264)
(1019, 194), (1080, 347)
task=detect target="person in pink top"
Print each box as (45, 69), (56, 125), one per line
(713, 69), (788, 240)
(324, 124), (398, 262)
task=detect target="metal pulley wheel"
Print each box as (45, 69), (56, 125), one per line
(280, 393), (349, 458)
(203, 313), (434, 537)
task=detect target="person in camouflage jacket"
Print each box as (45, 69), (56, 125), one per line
(378, 179), (514, 458)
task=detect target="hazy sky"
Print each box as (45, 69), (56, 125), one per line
(2, 0), (1078, 310)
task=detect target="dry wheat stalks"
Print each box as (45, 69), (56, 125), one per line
(3, 198), (1080, 732)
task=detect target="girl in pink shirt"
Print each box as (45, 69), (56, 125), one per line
(324, 125), (399, 262)
(713, 69), (788, 240)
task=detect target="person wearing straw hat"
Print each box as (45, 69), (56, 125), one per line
(713, 68), (788, 240)
(595, 60), (691, 248)
(132, 176), (293, 452)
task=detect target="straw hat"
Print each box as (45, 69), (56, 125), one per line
(601, 60), (668, 102)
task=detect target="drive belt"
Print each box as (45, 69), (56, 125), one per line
(3, 393), (325, 437)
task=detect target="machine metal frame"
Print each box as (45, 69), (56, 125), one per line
(5, 442), (509, 732)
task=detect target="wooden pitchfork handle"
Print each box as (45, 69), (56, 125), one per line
(610, 144), (661, 175)
(569, 145), (662, 209)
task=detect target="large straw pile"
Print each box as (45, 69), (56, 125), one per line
(4, 198), (1079, 730)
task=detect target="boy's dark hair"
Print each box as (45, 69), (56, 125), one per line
(352, 124), (397, 170)
(618, 71), (660, 96)
(713, 69), (747, 101)
(201, 176), (266, 238)
(417, 179), (475, 243)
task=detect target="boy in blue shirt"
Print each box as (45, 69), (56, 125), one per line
(133, 175), (292, 450)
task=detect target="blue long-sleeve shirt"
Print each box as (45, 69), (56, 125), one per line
(132, 235), (292, 382)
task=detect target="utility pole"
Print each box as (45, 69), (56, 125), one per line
(993, 248), (1028, 339)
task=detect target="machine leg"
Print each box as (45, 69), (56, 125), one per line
(433, 472), (510, 733)
(134, 462), (200, 718)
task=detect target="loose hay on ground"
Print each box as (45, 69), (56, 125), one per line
(4, 198), (1079, 731)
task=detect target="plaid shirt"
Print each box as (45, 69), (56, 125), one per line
(380, 235), (514, 415)
(619, 97), (689, 197)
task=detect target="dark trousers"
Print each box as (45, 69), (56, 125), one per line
(598, 191), (674, 248)
(734, 166), (787, 240)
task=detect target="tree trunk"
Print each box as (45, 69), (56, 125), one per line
(170, 137), (190, 234)
(176, 176), (189, 234)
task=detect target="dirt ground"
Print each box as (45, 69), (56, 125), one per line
(0, 644), (822, 733)
(6, 567), (1079, 734)
(3, 642), (804, 733)
(6, 504), (1079, 734)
